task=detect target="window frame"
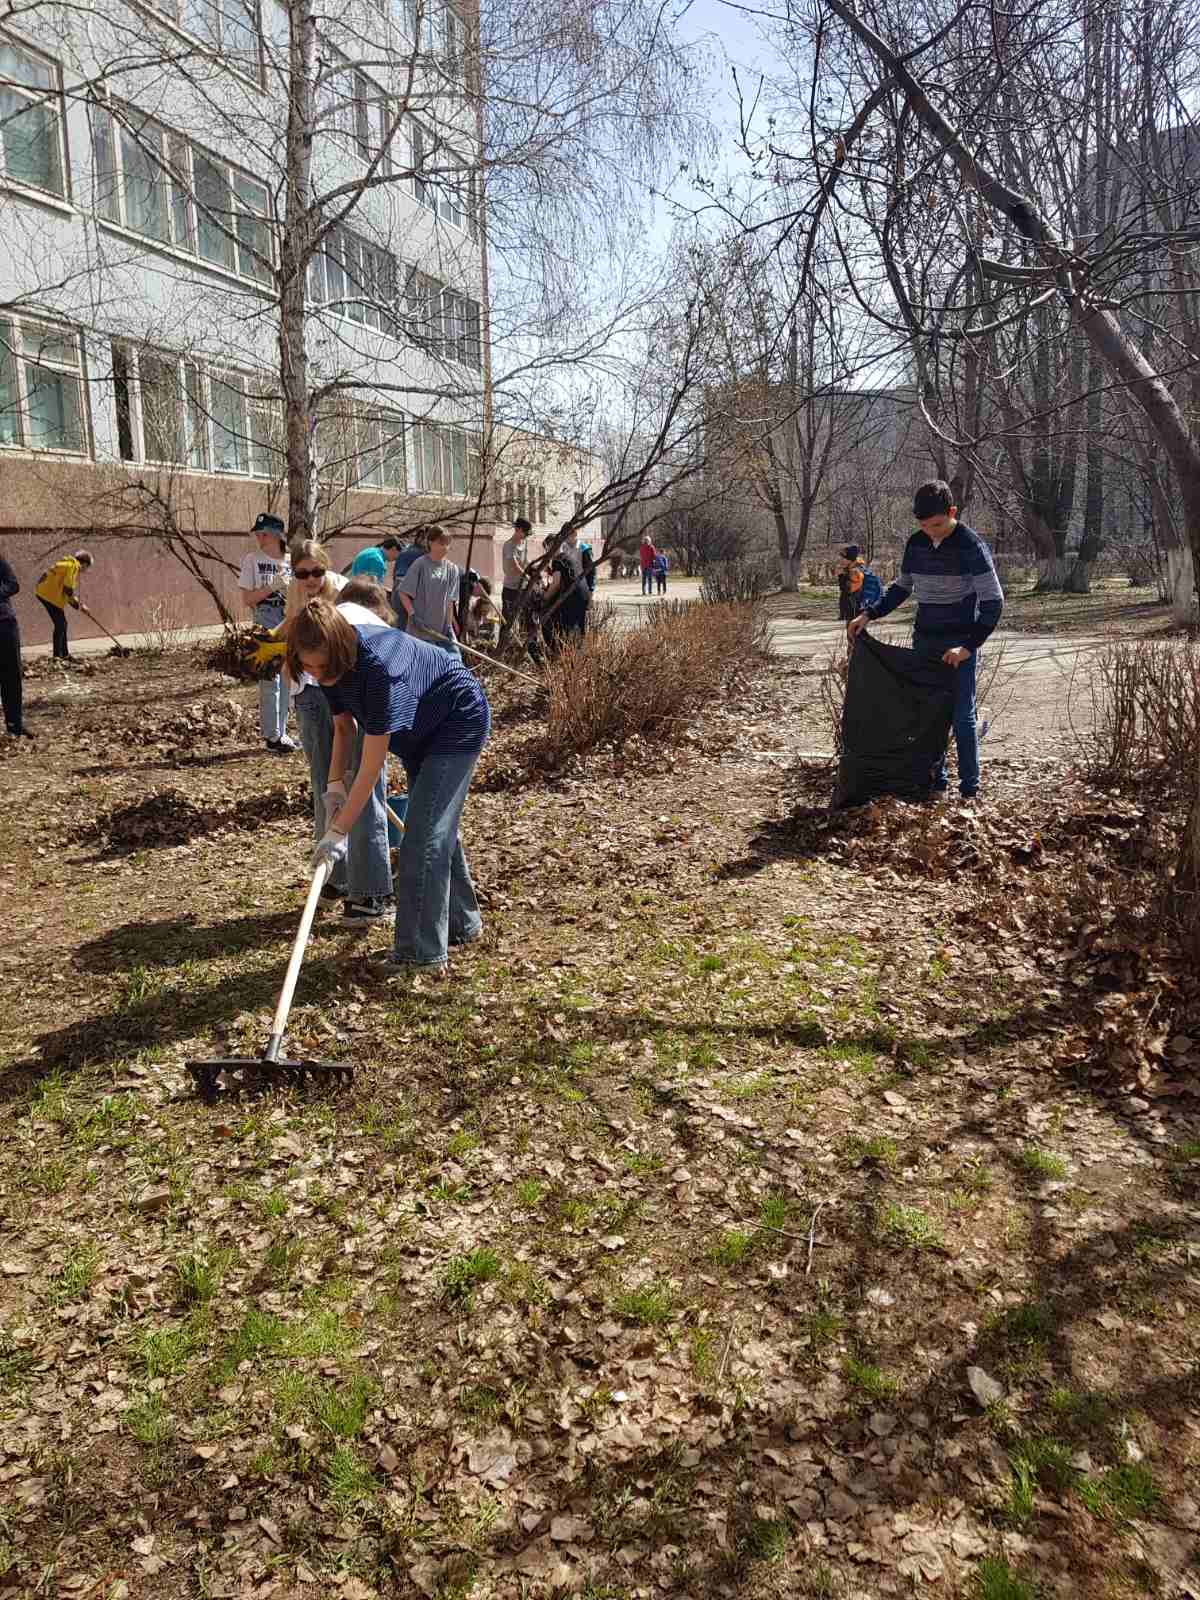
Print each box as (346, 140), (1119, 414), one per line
(153, 0), (263, 85)
(0, 31), (69, 202)
(93, 102), (273, 288)
(111, 341), (282, 480)
(0, 315), (89, 456)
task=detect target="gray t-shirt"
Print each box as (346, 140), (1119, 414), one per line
(501, 535), (528, 587)
(399, 554), (461, 639)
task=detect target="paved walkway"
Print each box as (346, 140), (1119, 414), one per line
(21, 581), (1112, 710)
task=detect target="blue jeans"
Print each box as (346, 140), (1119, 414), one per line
(295, 688), (392, 898)
(641, 569), (653, 595)
(914, 634), (979, 795)
(390, 742), (483, 966)
(255, 601), (289, 741)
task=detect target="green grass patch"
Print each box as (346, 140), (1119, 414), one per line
(173, 1249), (231, 1306)
(1078, 1462), (1159, 1521)
(689, 1327), (720, 1381)
(310, 1374), (376, 1440)
(743, 1515), (788, 1561)
(844, 1134), (898, 1169)
(613, 1282), (675, 1327)
(1019, 1146), (1068, 1180)
(879, 1202), (941, 1249)
(443, 1247), (503, 1304)
(513, 1179), (546, 1208)
(972, 1556), (1040, 1600)
(708, 1229), (755, 1268)
(843, 1356), (898, 1402)
(138, 1316), (208, 1379)
(989, 1300), (1057, 1345)
(48, 1243), (101, 1303)
(125, 1394), (174, 1447)
(325, 1445), (374, 1509)
(284, 1308), (358, 1358)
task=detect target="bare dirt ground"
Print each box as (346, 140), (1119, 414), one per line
(1, 639), (1198, 1600)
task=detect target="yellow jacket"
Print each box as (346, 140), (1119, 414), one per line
(35, 557), (82, 608)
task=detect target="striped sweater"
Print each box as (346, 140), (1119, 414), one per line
(866, 522), (1004, 650)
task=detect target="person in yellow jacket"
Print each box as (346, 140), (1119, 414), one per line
(35, 549), (93, 660)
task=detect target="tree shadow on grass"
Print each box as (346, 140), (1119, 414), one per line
(74, 747), (263, 779)
(74, 908), (308, 973)
(0, 930), (367, 1104)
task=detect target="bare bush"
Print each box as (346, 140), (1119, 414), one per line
(537, 600), (770, 764)
(133, 593), (191, 657)
(698, 561), (775, 605)
(818, 643), (850, 756)
(1080, 642), (1200, 791)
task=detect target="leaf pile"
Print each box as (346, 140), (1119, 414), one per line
(88, 782), (306, 852)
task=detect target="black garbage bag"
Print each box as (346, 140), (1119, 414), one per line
(832, 634), (955, 808)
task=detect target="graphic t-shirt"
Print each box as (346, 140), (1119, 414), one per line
(399, 555), (461, 640)
(238, 550), (290, 616)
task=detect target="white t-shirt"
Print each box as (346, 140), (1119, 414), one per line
(337, 602), (389, 629)
(239, 550), (290, 611)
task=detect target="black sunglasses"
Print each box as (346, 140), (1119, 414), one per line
(294, 566), (325, 580)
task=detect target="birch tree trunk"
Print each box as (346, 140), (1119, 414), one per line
(279, 0), (316, 544)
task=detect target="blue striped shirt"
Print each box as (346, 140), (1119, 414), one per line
(321, 626), (490, 760)
(868, 522), (1004, 650)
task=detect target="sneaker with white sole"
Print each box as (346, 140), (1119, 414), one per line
(341, 896), (393, 928)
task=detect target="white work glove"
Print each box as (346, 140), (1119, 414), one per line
(310, 828), (348, 871)
(323, 778), (349, 813)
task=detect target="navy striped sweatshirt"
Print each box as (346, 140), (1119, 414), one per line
(865, 522), (1004, 651)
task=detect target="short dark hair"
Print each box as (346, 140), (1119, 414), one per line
(380, 536), (401, 551)
(913, 480), (954, 519)
(514, 517), (532, 533)
(843, 544), (860, 560)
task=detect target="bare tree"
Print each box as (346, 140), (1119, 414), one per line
(1, 0), (708, 598)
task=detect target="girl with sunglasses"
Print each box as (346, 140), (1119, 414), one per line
(284, 541), (393, 927)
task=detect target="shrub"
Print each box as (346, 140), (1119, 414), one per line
(698, 560), (775, 605)
(536, 598), (770, 765)
(1080, 641), (1200, 792)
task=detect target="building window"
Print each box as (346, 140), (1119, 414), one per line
(158, 0), (260, 78)
(408, 118), (476, 238)
(112, 342), (282, 479)
(0, 318), (87, 454)
(317, 54), (393, 170)
(537, 485), (546, 524)
(356, 410), (407, 491)
(0, 36), (66, 198)
(93, 106), (272, 285)
(311, 225), (402, 333)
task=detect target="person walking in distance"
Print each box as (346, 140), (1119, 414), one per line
(0, 552), (30, 736)
(639, 534), (657, 596)
(34, 549), (93, 660)
(847, 480), (1004, 801)
(397, 526), (461, 656)
(240, 513), (295, 753)
(501, 517), (531, 627)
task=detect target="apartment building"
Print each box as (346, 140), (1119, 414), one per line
(488, 427), (605, 540)
(0, 0), (491, 641)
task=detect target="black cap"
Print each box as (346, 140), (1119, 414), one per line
(252, 512), (286, 534)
